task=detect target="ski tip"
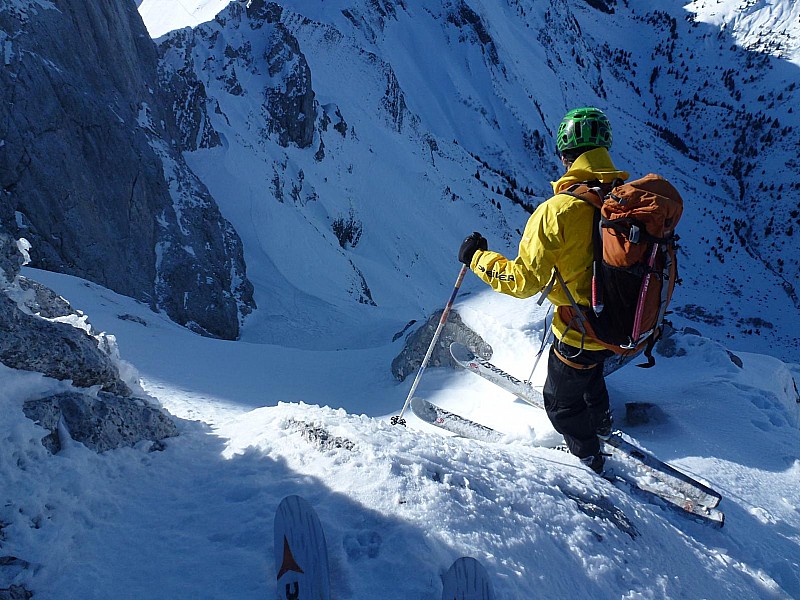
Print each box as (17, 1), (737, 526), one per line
(409, 396), (436, 420)
(705, 509), (725, 529)
(449, 342), (474, 362)
(442, 556), (495, 600)
(409, 395), (425, 409)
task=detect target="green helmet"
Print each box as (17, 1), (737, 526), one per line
(556, 107), (612, 154)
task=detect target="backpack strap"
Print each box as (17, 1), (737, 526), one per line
(600, 216), (675, 245)
(636, 237), (679, 368)
(551, 267), (588, 358)
(559, 184), (605, 316)
(590, 204), (604, 315)
(637, 329), (660, 368)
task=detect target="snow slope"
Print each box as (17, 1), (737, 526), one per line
(138, 0), (232, 38)
(1, 267), (798, 599)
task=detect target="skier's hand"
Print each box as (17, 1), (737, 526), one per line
(458, 232), (488, 265)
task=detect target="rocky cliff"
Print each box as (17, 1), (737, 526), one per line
(0, 0), (255, 339)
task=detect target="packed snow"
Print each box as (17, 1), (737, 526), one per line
(1, 267), (798, 599)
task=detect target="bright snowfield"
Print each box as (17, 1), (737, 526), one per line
(2, 267), (798, 599)
(136, 0), (234, 38)
(687, 0), (800, 67)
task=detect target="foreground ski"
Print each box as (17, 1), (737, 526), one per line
(274, 495), (331, 600)
(605, 474), (725, 529)
(603, 434), (721, 509)
(410, 396), (503, 442)
(450, 342), (722, 510)
(441, 556), (495, 600)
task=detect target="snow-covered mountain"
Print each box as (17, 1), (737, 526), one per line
(0, 1), (799, 598)
(138, 0), (800, 360)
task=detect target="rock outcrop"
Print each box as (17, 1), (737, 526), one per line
(0, 213), (177, 454)
(391, 310), (492, 381)
(23, 392), (178, 454)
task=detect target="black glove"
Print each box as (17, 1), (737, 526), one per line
(458, 232), (488, 265)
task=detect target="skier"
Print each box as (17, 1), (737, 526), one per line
(458, 107), (629, 474)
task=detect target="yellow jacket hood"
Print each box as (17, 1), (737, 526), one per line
(551, 147), (629, 194)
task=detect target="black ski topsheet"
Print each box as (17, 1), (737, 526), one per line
(441, 556), (495, 600)
(449, 342), (722, 510)
(274, 495), (331, 600)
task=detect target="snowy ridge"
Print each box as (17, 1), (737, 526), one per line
(687, 0), (800, 66)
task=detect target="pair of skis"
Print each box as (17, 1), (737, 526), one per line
(275, 495), (494, 599)
(410, 343), (724, 528)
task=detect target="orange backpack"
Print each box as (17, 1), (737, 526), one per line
(558, 174), (684, 366)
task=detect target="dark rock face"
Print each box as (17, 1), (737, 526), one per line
(160, 1), (316, 150)
(0, 228), (130, 394)
(0, 293), (130, 395)
(447, 1), (500, 67)
(263, 21), (316, 148)
(0, 583), (33, 600)
(246, 1), (316, 148)
(23, 392), (178, 454)
(391, 310), (492, 381)
(583, 0), (616, 14)
(0, 0), (254, 340)
(159, 61), (222, 152)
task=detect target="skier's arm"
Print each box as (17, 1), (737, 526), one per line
(470, 203), (561, 298)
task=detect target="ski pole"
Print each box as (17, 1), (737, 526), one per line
(391, 263), (470, 426)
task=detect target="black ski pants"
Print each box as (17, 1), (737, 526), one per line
(542, 342), (612, 460)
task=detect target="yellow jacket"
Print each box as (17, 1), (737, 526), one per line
(470, 148), (629, 350)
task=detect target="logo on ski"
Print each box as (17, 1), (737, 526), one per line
(278, 536), (305, 579)
(467, 354), (526, 387)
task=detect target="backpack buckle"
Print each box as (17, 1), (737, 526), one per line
(629, 224), (641, 244)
